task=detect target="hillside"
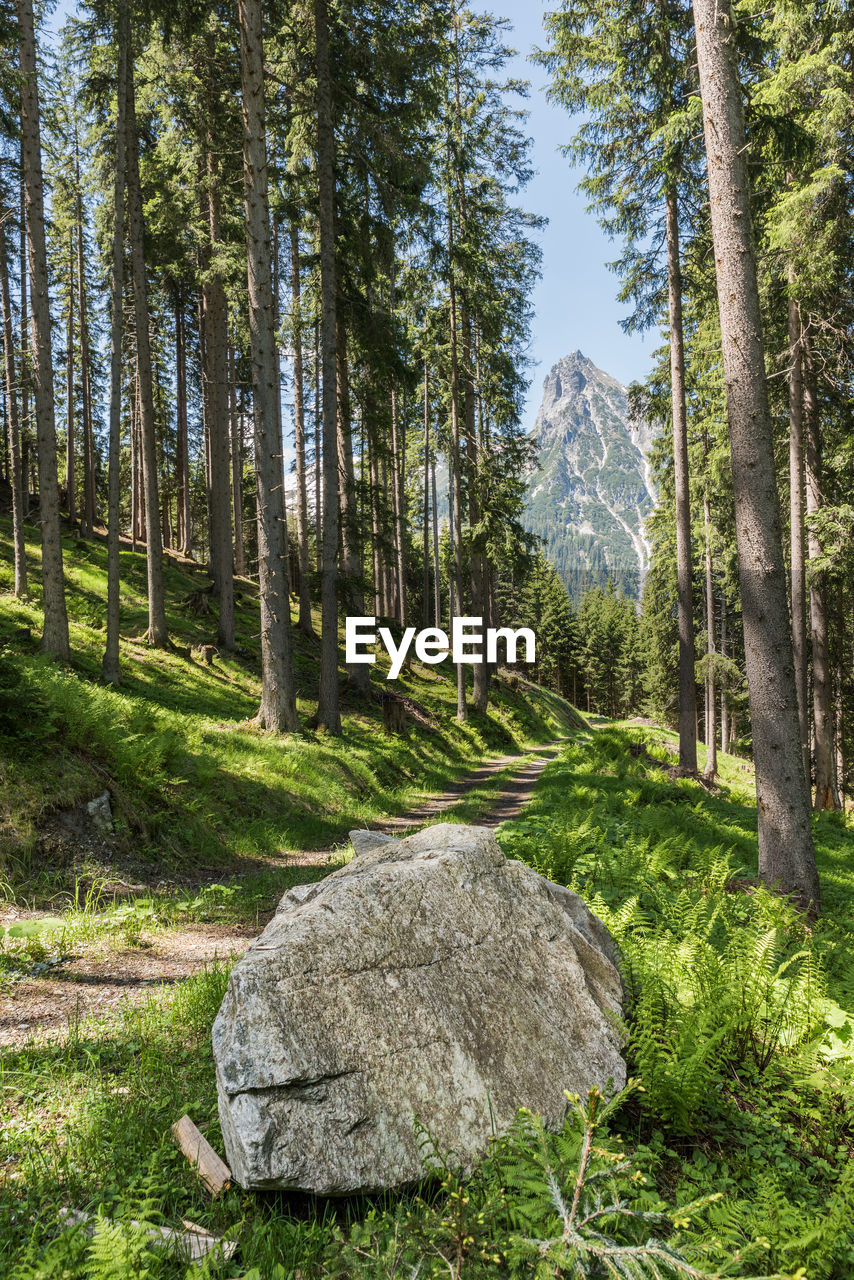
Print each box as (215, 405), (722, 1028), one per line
(0, 516), (584, 894)
(524, 350), (657, 598)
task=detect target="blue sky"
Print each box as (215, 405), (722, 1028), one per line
(471, 0), (656, 426)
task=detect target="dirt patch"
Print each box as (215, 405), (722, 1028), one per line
(0, 924), (259, 1049)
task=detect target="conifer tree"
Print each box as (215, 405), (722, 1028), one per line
(692, 0), (819, 907)
(17, 0), (70, 658)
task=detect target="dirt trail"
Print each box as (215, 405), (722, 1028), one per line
(0, 740), (564, 1047)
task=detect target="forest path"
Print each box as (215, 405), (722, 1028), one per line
(286, 737), (567, 863)
(0, 739), (566, 1047)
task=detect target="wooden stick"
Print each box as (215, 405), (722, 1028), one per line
(170, 1114), (231, 1197)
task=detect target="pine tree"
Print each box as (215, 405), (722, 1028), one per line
(17, 0), (70, 658)
(692, 0), (819, 907)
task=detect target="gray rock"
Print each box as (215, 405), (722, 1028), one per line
(348, 829), (398, 858)
(86, 792), (113, 836)
(213, 824), (625, 1195)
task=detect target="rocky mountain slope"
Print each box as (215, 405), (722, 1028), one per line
(524, 350), (657, 598)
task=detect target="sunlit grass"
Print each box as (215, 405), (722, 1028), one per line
(0, 515), (582, 891)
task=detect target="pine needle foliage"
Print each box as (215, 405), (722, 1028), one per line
(327, 1083), (732, 1280)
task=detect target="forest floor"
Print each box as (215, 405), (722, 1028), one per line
(3, 724), (853, 1279)
(0, 741), (563, 1046)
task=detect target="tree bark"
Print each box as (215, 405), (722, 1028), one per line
(19, 177), (30, 519)
(228, 341), (245, 574)
(720, 594), (728, 753)
(202, 80), (235, 650)
(693, 0), (819, 906)
(369, 429), (382, 616)
(803, 337), (839, 811)
(65, 230), (75, 524)
(788, 282), (809, 785)
(703, 487), (716, 780)
(175, 292), (191, 556)
(76, 178), (96, 535)
(422, 362), (430, 627)
(17, 0), (70, 659)
(125, 48), (168, 646)
(448, 252), (467, 722)
(391, 386), (407, 628)
(289, 223), (313, 633)
(238, 0), (299, 731)
(0, 187), (27, 596)
(462, 302), (488, 712)
(431, 451), (440, 628)
(102, 0), (128, 685)
(313, 0), (341, 733)
(665, 186), (697, 770)
(314, 316), (322, 576)
(337, 328), (369, 693)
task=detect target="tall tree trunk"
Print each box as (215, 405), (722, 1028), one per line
(76, 182), (96, 535)
(0, 190), (27, 596)
(314, 316), (322, 576)
(336, 326), (359, 596)
(17, 0), (70, 658)
(369, 429), (382, 615)
(65, 230), (75, 523)
(175, 293), (191, 556)
(313, 0), (341, 732)
(703, 487), (716, 780)
(422, 362), (430, 627)
(448, 260), (466, 722)
(788, 282), (809, 785)
(102, 0), (128, 684)
(803, 337), (839, 811)
(228, 341), (245, 574)
(238, 0), (299, 731)
(462, 303), (487, 712)
(720, 594), (728, 753)
(19, 178), (30, 519)
(198, 291), (214, 569)
(337, 328), (369, 692)
(381, 451), (393, 616)
(665, 186), (697, 771)
(391, 386), (407, 627)
(125, 49), (168, 646)
(202, 84), (235, 650)
(693, 0), (819, 907)
(431, 452), (440, 629)
(289, 223), (312, 632)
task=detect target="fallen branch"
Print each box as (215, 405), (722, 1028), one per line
(171, 1114), (232, 1196)
(61, 1208), (237, 1264)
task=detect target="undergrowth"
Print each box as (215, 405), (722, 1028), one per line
(3, 729), (853, 1278)
(0, 515), (581, 894)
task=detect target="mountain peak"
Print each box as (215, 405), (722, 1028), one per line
(524, 352), (656, 599)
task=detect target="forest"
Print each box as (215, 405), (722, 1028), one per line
(1, 0), (854, 1276)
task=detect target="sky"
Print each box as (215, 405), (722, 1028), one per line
(470, 0), (656, 427)
(43, 0), (657, 432)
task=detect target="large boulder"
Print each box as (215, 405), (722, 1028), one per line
(212, 824), (625, 1195)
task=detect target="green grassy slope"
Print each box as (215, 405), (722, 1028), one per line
(0, 515), (584, 889)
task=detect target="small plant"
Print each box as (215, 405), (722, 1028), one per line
(503, 1085), (724, 1278)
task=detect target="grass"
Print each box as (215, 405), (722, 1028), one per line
(0, 514), (582, 900)
(3, 728), (853, 1277)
